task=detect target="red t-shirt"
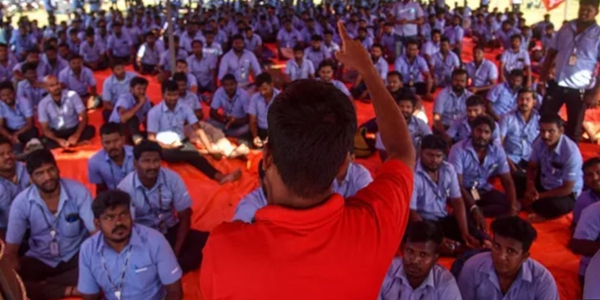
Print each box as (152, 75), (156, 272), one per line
(200, 159), (413, 300)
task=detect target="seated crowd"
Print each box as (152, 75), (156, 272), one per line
(0, 0), (599, 299)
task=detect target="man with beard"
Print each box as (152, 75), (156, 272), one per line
(186, 40), (217, 95)
(421, 29), (441, 65)
(0, 43), (18, 82)
(394, 40), (432, 98)
(378, 221), (461, 299)
(524, 113), (583, 222)
(376, 93), (431, 160)
(317, 60), (352, 99)
(77, 190), (183, 300)
(538, 0), (600, 143)
(108, 76), (152, 145)
(458, 216), (559, 300)
(572, 158), (600, 225)
(433, 69), (472, 133)
(465, 45), (498, 96)
(209, 74), (250, 138)
(0, 137), (30, 239)
(58, 54), (99, 108)
(218, 35), (262, 88)
(4, 149), (95, 300)
(17, 62), (47, 107)
(276, 19), (303, 60)
(284, 45), (315, 82)
(445, 95), (500, 144)
(157, 36), (188, 83)
(101, 61), (137, 123)
(88, 123), (135, 195)
(352, 43), (388, 101)
(0, 81), (38, 151)
(248, 73), (279, 148)
(448, 115), (518, 219)
(486, 69), (524, 121)
(444, 15), (464, 58)
(499, 34), (532, 86)
(499, 88), (540, 199)
(408, 135), (483, 256)
(106, 22), (134, 63)
(304, 35), (331, 72)
(117, 140), (209, 274)
(13, 49), (51, 82)
(430, 37), (461, 88)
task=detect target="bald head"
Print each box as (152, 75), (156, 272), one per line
(44, 75), (62, 96)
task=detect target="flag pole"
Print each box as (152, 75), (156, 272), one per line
(563, 0), (569, 21)
(166, 0), (176, 74)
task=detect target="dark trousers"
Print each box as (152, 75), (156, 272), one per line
(540, 83), (587, 143)
(122, 117), (145, 144)
(135, 63), (157, 75)
(19, 254), (78, 300)
(102, 109), (112, 123)
(471, 188), (511, 217)
(511, 159), (529, 199)
(165, 225), (209, 274)
(161, 141), (219, 179)
(43, 125), (96, 149)
(360, 118), (378, 134)
(112, 55), (131, 64)
(433, 215), (488, 243)
(531, 176), (576, 219)
(5, 126), (39, 153)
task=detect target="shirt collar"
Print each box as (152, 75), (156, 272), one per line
(103, 146), (133, 163)
(133, 169), (164, 192)
(28, 179), (70, 210)
(160, 100), (182, 112)
(97, 224), (144, 253)
(395, 259), (436, 289)
(552, 135), (566, 155)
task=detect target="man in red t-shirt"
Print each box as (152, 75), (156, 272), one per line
(200, 22), (416, 300)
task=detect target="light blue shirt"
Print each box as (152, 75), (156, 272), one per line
(244, 34), (263, 52)
(0, 97), (33, 130)
(87, 146), (135, 190)
(430, 51), (460, 87)
(448, 138), (511, 191)
(102, 72), (137, 105)
(178, 91), (201, 112)
(583, 249), (600, 299)
(494, 27), (520, 49)
(0, 55), (18, 82)
(211, 86), (250, 119)
(394, 55), (430, 84)
(17, 79), (47, 107)
(42, 55), (69, 77)
(573, 190), (600, 224)
(529, 135), (583, 195)
(158, 49), (188, 69)
(500, 48), (531, 74)
(179, 31), (205, 54)
(137, 43), (161, 65)
(304, 46), (331, 71)
(13, 61), (51, 82)
(146, 101), (198, 141)
(329, 79), (351, 96)
(107, 33), (133, 57)
(433, 88), (473, 127)
(550, 21), (600, 90)
(285, 58), (315, 81)
(379, 257), (462, 300)
(375, 116), (432, 151)
(457, 252), (559, 300)
(421, 40), (440, 58)
(38, 90), (86, 130)
(78, 224), (182, 300)
(6, 179), (95, 267)
(276, 28), (302, 48)
(446, 116), (500, 143)
(247, 89), (279, 129)
(410, 161), (461, 221)
(0, 162), (29, 229)
(217, 49), (262, 85)
(573, 201), (600, 276)
(373, 56), (389, 80)
(392, 1), (423, 36)
(486, 82), (519, 117)
(444, 25), (465, 47)
(465, 59), (498, 87)
(499, 110), (540, 164)
(108, 93), (152, 124)
(380, 32), (396, 53)
(79, 40), (105, 63)
(232, 187), (267, 223)
(186, 55), (217, 87)
(58, 67), (97, 96)
(117, 168), (192, 231)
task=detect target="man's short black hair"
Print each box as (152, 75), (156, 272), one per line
(311, 34), (323, 41)
(191, 39), (203, 47)
(396, 92), (417, 107)
(452, 68), (468, 78)
(293, 45), (304, 53)
(580, 0), (600, 8)
(509, 69), (524, 78)
(267, 79), (356, 198)
(110, 60), (125, 69)
(221, 73), (237, 83)
(387, 70), (403, 81)
(518, 87), (535, 97)
(133, 139), (162, 160)
(510, 33), (522, 41)
(100, 122), (123, 136)
(68, 53), (83, 61)
(130, 76), (148, 88)
(371, 43), (383, 51)
(0, 136), (10, 148)
(405, 220), (443, 250)
(583, 157), (600, 171)
(161, 80), (179, 94)
(172, 72), (188, 83)
(466, 95), (485, 107)
(0, 81), (13, 92)
(420, 134), (447, 152)
(405, 38), (419, 47)
(472, 115), (496, 132)
(539, 113), (564, 128)
(431, 29), (442, 36)
(231, 34), (244, 42)
(491, 216), (538, 252)
(26, 149), (57, 175)
(317, 59), (336, 72)
(92, 190), (131, 219)
(255, 72), (272, 87)
(440, 36), (450, 44)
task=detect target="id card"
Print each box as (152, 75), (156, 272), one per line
(569, 54), (577, 66)
(49, 241), (60, 257)
(471, 188), (481, 201)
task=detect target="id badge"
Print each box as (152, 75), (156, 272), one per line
(49, 241), (60, 257)
(568, 54), (577, 66)
(471, 188), (481, 201)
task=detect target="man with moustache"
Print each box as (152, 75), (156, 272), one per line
(378, 221), (461, 299)
(117, 140), (209, 273)
(572, 158), (600, 225)
(108, 76), (152, 145)
(499, 88), (540, 199)
(449, 115), (519, 219)
(0, 137), (30, 239)
(88, 123), (135, 195)
(525, 114), (583, 222)
(217, 35), (262, 88)
(4, 149), (95, 300)
(486, 69), (524, 122)
(77, 190), (183, 300)
(433, 69), (472, 134)
(445, 95), (500, 144)
(465, 45), (498, 96)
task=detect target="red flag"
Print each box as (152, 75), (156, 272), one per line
(542, 0), (565, 11)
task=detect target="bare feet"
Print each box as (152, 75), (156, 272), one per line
(216, 168), (242, 184)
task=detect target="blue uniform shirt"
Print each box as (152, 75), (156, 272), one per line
(486, 82), (519, 117)
(285, 58), (315, 81)
(392, 1), (424, 36)
(107, 33), (133, 57)
(0, 162), (29, 229)
(444, 25), (465, 47)
(217, 49), (262, 85)
(446, 116), (500, 143)
(0, 97), (33, 130)
(17, 79), (46, 107)
(433, 87), (473, 127)
(410, 160), (461, 221)
(87, 146), (135, 190)
(583, 249), (600, 299)
(379, 257), (462, 300)
(331, 162), (373, 199)
(304, 46), (332, 72)
(499, 110), (540, 164)
(186, 55), (217, 87)
(58, 67), (97, 96)
(117, 168), (192, 231)
(108, 93), (152, 124)
(394, 55), (429, 84)
(247, 89), (279, 130)
(448, 138), (511, 191)
(102, 72), (137, 105)
(137, 43), (161, 65)
(79, 41), (105, 63)
(276, 28), (302, 48)
(158, 49), (188, 70)
(38, 90), (86, 130)
(430, 51), (461, 87)
(465, 59), (498, 87)
(211, 86), (250, 119)
(232, 187), (267, 223)
(178, 91), (201, 112)
(0, 55), (18, 82)
(146, 101), (198, 141)
(500, 48), (531, 74)
(375, 115), (432, 151)
(529, 135), (583, 195)
(573, 201), (600, 276)
(457, 252), (559, 300)
(573, 190), (600, 224)
(6, 179), (95, 267)
(244, 34), (263, 52)
(78, 224), (182, 300)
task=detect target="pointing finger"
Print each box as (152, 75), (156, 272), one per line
(337, 21), (351, 43)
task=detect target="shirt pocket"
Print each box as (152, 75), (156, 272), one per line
(58, 212), (83, 238)
(131, 263), (159, 289)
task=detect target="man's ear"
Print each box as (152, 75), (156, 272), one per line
(262, 142), (273, 171)
(336, 152), (352, 177)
